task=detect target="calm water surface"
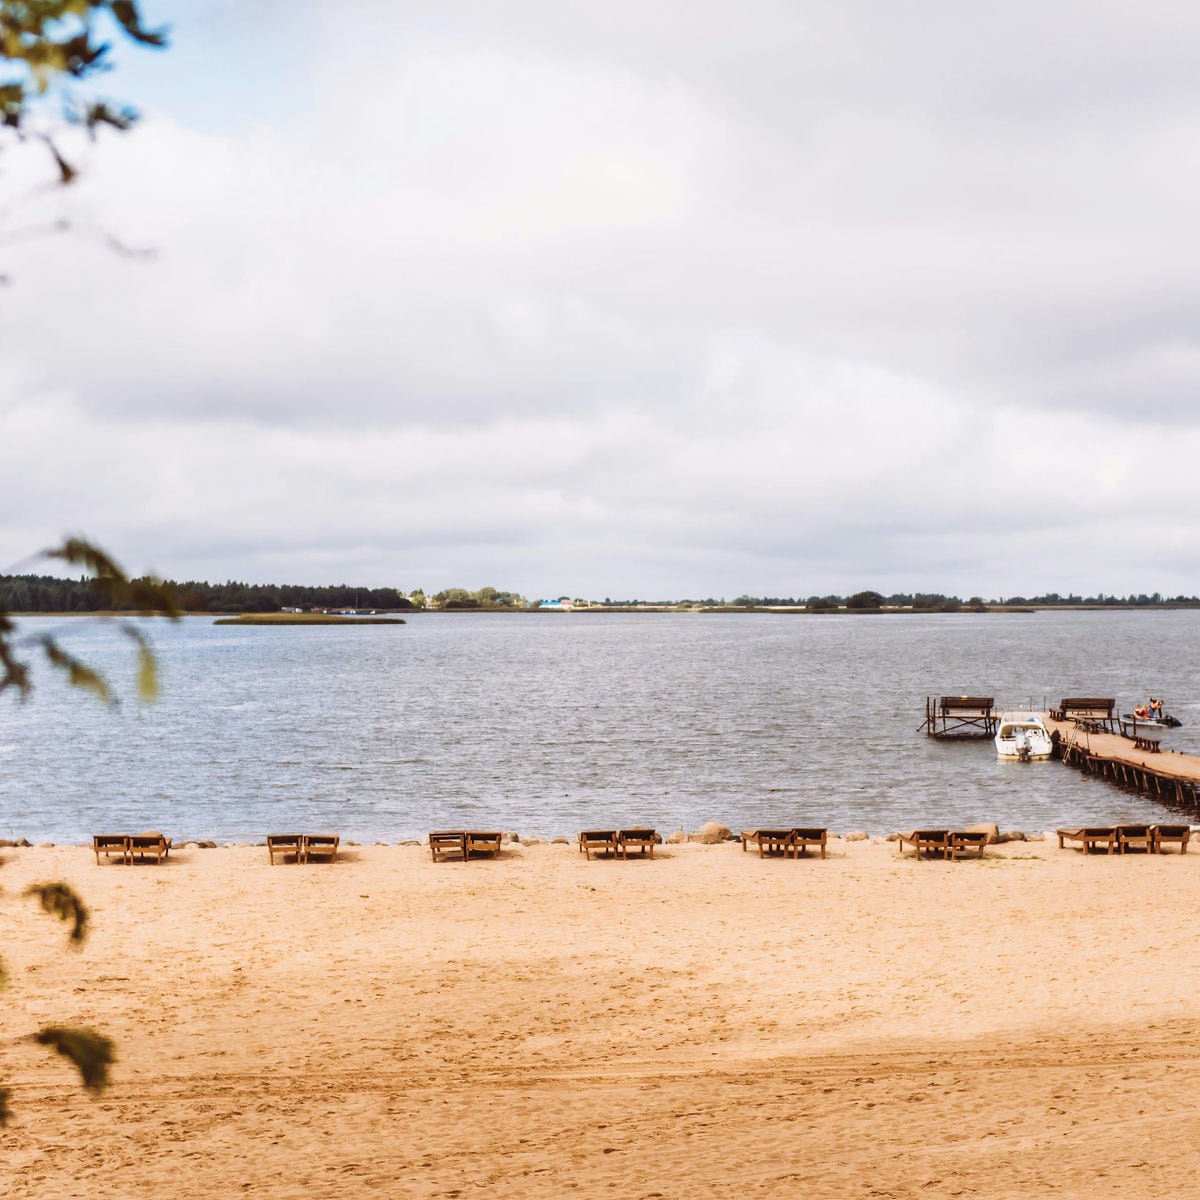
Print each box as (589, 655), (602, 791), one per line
(2, 611), (1197, 842)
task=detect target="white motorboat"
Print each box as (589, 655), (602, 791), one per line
(994, 712), (1054, 761)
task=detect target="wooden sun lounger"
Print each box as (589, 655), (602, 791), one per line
(93, 834), (130, 865)
(579, 830), (618, 859)
(128, 832), (171, 865)
(465, 831), (504, 859)
(793, 828), (828, 858)
(740, 829), (795, 857)
(947, 830), (988, 860)
(301, 834), (339, 863)
(740, 828), (829, 859)
(1152, 824), (1191, 854)
(267, 834), (304, 865)
(896, 830), (950, 860)
(429, 831), (467, 862)
(1056, 827), (1118, 854)
(616, 829), (657, 859)
(1116, 824), (1153, 854)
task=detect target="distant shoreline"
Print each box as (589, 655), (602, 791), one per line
(212, 614), (407, 626)
(7, 604), (1200, 617)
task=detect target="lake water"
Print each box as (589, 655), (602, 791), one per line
(1, 610), (1197, 843)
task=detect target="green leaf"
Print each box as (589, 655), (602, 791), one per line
(25, 881), (90, 944)
(120, 623), (160, 702)
(33, 1026), (115, 1092)
(125, 578), (182, 618)
(0, 637), (31, 696)
(109, 1), (169, 47)
(136, 641), (157, 701)
(0, 81), (25, 123)
(82, 99), (137, 133)
(46, 137), (77, 185)
(44, 540), (181, 618)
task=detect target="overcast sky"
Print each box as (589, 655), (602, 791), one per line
(2, 0), (1198, 599)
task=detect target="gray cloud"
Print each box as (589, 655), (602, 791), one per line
(2, 1), (1198, 596)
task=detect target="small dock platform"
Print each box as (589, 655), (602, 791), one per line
(921, 696), (997, 738)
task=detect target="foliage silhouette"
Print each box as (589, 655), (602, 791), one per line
(0, 0), (172, 1126)
(0, 0), (166, 280)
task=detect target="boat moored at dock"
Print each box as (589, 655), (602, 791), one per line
(995, 712), (1055, 761)
(1119, 716), (1168, 743)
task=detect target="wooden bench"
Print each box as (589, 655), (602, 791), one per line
(579, 830), (618, 859)
(429, 831), (467, 862)
(793, 828), (828, 858)
(267, 834), (304, 865)
(896, 830), (950, 860)
(615, 829), (657, 859)
(740, 829), (796, 858)
(1152, 825), (1191, 854)
(428, 831), (505, 861)
(1057, 827), (1118, 854)
(464, 831), (504, 860)
(741, 828), (829, 859)
(896, 830), (992, 861)
(1053, 698), (1117, 732)
(94, 833), (173, 865)
(939, 696), (994, 718)
(301, 834), (340, 863)
(1116, 825), (1154, 854)
(267, 833), (339, 863)
(947, 830), (988, 860)
(127, 833), (171, 865)
(93, 834), (130, 865)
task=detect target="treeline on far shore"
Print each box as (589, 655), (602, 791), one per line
(729, 589), (1193, 610)
(3, 575), (1200, 616)
(0, 574), (415, 614)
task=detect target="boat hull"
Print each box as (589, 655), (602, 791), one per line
(995, 741), (1054, 761)
(1119, 719), (1165, 743)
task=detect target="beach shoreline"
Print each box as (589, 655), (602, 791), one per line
(5, 839), (1198, 1198)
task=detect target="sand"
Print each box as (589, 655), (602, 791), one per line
(4, 836), (1200, 1199)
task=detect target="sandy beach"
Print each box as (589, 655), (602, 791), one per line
(5, 836), (1200, 1199)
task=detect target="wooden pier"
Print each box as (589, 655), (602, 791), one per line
(921, 691), (1200, 815)
(1045, 714), (1200, 813)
